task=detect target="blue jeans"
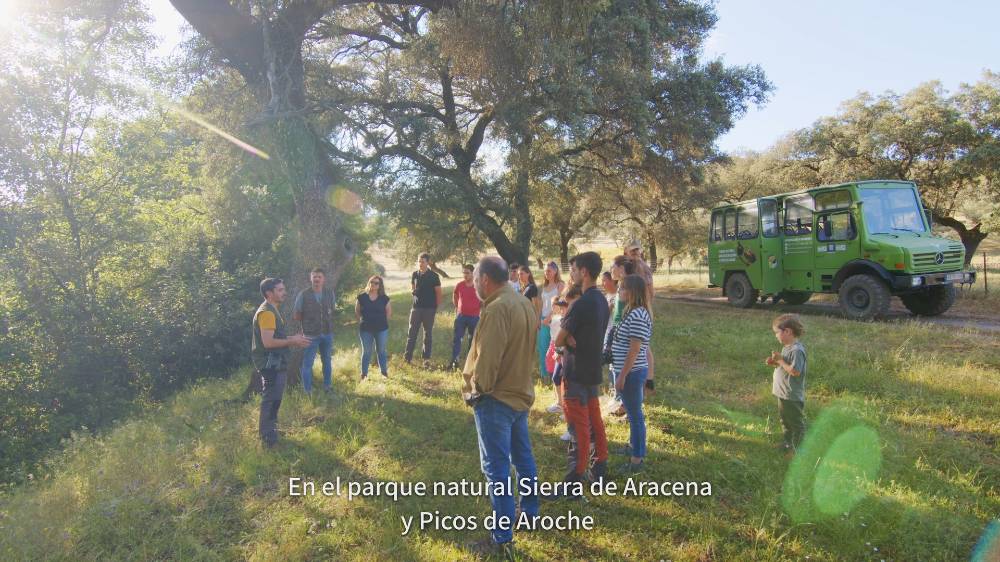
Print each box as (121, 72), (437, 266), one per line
(359, 329), (389, 377)
(618, 367), (648, 458)
(451, 314), (479, 363)
(536, 323), (551, 379)
(300, 332), (333, 393)
(473, 395), (539, 544)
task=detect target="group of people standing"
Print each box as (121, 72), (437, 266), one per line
(460, 246), (658, 555)
(247, 244), (660, 556)
(247, 243), (808, 557)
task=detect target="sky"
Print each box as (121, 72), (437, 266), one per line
(146, 0), (999, 154)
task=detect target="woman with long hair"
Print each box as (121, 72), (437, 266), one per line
(538, 262), (565, 379)
(518, 265), (541, 319)
(355, 275), (392, 379)
(611, 274), (654, 472)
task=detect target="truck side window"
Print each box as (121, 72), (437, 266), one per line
(710, 211), (723, 242)
(737, 204), (759, 240)
(815, 190), (852, 211)
(724, 209), (737, 240)
(760, 199), (779, 237)
(784, 195), (814, 236)
(817, 212), (857, 241)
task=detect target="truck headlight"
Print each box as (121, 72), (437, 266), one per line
(911, 276), (924, 287)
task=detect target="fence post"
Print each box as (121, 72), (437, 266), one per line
(984, 251), (988, 294)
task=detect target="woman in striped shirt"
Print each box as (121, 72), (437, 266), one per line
(612, 274), (654, 472)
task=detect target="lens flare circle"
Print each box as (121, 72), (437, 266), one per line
(811, 425), (881, 516)
(972, 520), (1000, 562)
(329, 187), (363, 215)
(781, 399), (883, 523)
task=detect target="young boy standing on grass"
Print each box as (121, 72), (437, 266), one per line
(765, 314), (807, 454)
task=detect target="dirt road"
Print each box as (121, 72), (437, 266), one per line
(658, 292), (1000, 333)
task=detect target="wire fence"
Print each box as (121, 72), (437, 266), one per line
(967, 252), (1000, 294)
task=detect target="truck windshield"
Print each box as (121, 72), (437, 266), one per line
(859, 188), (926, 234)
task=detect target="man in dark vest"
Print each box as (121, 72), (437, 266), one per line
(293, 268), (336, 394)
(405, 252), (442, 368)
(252, 278), (311, 448)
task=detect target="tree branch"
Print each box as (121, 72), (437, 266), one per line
(168, 0), (267, 86)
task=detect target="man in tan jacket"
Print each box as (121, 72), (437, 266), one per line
(462, 256), (539, 555)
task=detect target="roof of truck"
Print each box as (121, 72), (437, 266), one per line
(713, 180), (917, 211)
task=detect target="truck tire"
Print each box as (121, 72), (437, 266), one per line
(838, 274), (891, 320)
(725, 272), (758, 308)
(781, 291), (812, 305)
(900, 284), (956, 316)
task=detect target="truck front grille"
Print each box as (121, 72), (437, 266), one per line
(911, 244), (964, 272)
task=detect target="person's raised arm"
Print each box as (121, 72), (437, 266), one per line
(385, 300), (392, 319)
(261, 328), (310, 349)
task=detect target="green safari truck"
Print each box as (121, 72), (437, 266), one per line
(707, 180), (976, 320)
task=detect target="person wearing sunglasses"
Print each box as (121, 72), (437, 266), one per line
(355, 275), (392, 379)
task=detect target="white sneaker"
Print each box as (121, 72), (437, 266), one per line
(546, 403), (562, 413)
(560, 431), (572, 442)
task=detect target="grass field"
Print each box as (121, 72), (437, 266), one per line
(1, 287), (998, 561)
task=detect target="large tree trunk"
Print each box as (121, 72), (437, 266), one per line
(934, 213), (987, 267)
(171, 1), (356, 390)
(510, 135), (534, 266)
(645, 231), (658, 273)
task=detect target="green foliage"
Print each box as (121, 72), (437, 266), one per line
(328, 0), (770, 265)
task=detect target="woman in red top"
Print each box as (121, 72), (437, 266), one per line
(449, 264), (482, 369)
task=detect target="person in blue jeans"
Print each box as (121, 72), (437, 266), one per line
(293, 268), (336, 394)
(611, 274), (655, 472)
(450, 264), (481, 370)
(355, 275), (392, 379)
(462, 257), (539, 557)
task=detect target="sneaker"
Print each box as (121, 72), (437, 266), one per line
(422, 359), (431, 369)
(360, 374), (367, 381)
(546, 403), (562, 413)
(448, 360), (459, 370)
(381, 372), (389, 379)
(589, 460), (608, 485)
(559, 430), (572, 442)
(541, 471), (586, 501)
(620, 460), (644, 473)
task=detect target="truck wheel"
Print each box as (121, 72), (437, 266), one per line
(781, 291), (812, 305)
(838, 274), (891, 320)
(901, 284), (956, 316)
(725, 273), (758, 308)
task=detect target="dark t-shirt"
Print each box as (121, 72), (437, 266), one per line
(561, 286), (610, 386)
(357, 292), (390, 333)
(411, 269), (441, 309)
(521, 283), (538, 301)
